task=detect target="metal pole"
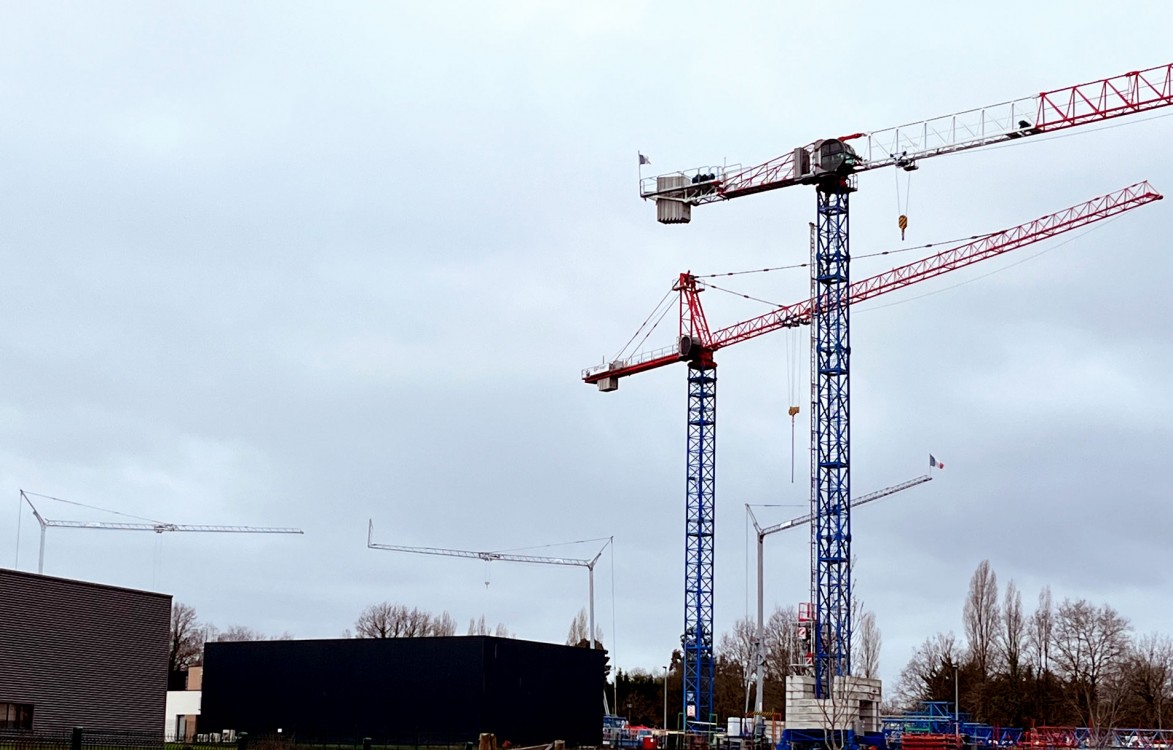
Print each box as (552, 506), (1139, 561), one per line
(755, 530), (764, 714)
(954, 665), (960, 738)
(592, 563), (611, 715)
(589, 564), (596, 651)
(663, 665), (669, 729)
(38, 524), (46, 574)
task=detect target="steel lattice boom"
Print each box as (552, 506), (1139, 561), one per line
(366, 520), (607, 569)
(19, 489), (304, 575)
(366, 520), (612, 655)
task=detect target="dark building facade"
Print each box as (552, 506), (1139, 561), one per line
(201, 636), (604, 747)
(0, 568), (171, 734)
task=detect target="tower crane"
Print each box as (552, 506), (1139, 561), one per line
(634, 61), (1171, 707)
(19, 489), (304, 575)
(745, 473), (932, 722)
(582, 180), (1162, 731)
(366, 520), (612, 653)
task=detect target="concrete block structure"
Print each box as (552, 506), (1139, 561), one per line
(784, 675), (882, 734)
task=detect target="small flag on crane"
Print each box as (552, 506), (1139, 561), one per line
(639, 152), (651, 166)
(930, 454), (944, 469)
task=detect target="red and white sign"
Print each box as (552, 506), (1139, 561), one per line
(798, 602), (814, 623)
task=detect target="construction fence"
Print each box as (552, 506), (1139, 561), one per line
(0, 730), (477, 750)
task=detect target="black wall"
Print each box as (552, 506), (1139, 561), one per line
(0, 568), (171, 734)
(201, 636), (604, 747)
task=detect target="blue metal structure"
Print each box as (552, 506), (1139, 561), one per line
(683, 361), (717, 731)
(782, 727), (863, 750)
(810, 180), (855, 697)
(881, 701), (957, 743)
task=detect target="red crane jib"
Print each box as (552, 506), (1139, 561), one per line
(583, 181), (1162, 386)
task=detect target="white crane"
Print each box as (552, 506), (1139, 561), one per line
(366, 519), (612, 652)
(19, 489), (304, 574)
(743, 473), (933, 720)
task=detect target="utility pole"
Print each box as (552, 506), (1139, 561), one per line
(954, 665), (960, 738)
(663, 664), (669, 730)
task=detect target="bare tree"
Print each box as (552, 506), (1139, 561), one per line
(400, 606), (431, 637)
(355, 602), (432, 638)
(718, 617), (757, 672)
(214, 625), (267, 642)
(857, 610), (881, 680)
(1050, 598), (1131, 729)
(763, 604), (801, 681)
(1124, 633), (1173, 729)
(566, 607), (603, 646)
(430, 610), (457, 636)
(169, 603), (204, 673)
(717, 617), (758, 710)
(893, 631), (959, 709)
(467, 614), (511, 637)
(1028, 585), (1054, 675)
(963, 560), (1000, 678)
(356, 602), (404, 638)
(1000, 579), (1025, 679)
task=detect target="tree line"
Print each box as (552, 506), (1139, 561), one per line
(171, 597), (875, 729)
(611, 602), (883, 728)
(169, 600), (514, 678)
(169, 561), (1173, 734)
(892, 559), (1172, 730)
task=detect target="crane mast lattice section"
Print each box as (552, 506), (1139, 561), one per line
(683, 362), (716, 733)
(811, 184), (853, 698)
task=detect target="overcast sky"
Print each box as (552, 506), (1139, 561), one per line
(2, 2), (1171, 697)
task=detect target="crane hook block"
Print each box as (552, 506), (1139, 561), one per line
(898, 214), (908, 241)
(788, 406), (800, 417)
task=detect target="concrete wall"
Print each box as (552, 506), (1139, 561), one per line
(164, 690), (202, 740)
(784, 675), (882, 733)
